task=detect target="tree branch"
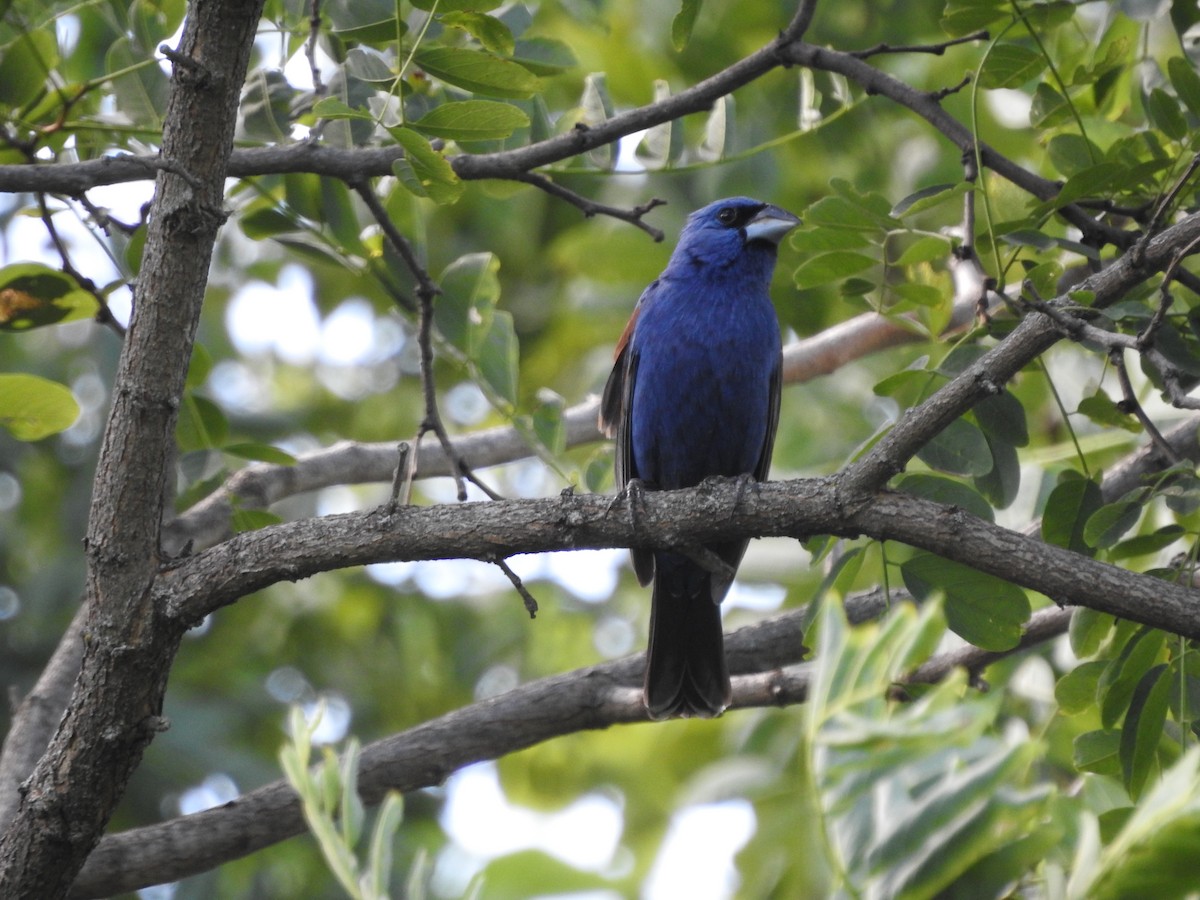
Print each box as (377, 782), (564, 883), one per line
(842, 209), (1200, 494)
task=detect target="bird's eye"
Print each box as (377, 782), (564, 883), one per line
(716, 206), (738, 226)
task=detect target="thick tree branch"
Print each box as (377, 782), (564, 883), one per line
(155, 474), (1200, 640)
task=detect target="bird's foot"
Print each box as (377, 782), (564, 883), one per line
(604, 477), (649, 524)
(697, 473), (759, 511)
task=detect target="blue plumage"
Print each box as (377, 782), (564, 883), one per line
(599, 197), (799, 718)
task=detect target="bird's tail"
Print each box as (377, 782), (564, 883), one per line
(643, 553), (732, 719)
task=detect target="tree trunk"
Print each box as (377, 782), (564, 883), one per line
(0, 1), (265, 894)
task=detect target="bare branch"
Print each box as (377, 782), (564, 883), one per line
(491, 556), (539, 618)
(33, 194), (126, 337)
(510, 172), (666, 241)
(850, 30), (990, 59)
(1110, 349), (1183, 465)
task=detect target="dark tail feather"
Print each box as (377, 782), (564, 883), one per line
(643, 554), (731, 719)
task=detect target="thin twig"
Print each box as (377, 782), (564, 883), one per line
(511, 172), (667, 242)
(928, 73), (972, 102)
(1110, 349), (1183, 465)
(351, 179), (505, 502)
(75, 193), (143, 236)
(851, 30), (991, 59)
(1149, 153), (1200, 236)
(35, 193), (126, 337)
(388, 442), (412, 508)
(305, 0), (326, 98)
(491, 556), (538, 618)
(1143, 232), (1200, 347)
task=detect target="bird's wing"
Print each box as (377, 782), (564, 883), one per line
(599, 299), (655, 586)
(754, 353), (783, 483)
(598, 303), (637, 441)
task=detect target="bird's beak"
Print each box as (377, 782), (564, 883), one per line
(744, 205), (801, 245)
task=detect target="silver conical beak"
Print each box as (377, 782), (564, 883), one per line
(744, 204), (801, 245)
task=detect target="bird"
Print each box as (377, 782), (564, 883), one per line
(599, 196), (799, 719)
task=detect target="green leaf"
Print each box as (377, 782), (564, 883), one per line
(240, 205), (299, 240)
(1077, 390), (1140, 433)
(1056, 660), (1109, 715)
(978, 43), (1046, 89)
(791, 227), (871, 253)
(895, 473), (994, 522)
(311, 96), (376, 122)
(1074, 729), (1122, 775)
(0, 374), (80, 440)
(1052, 161), (1125, 209)
(1168, 56), (1200, 118)
(391, 127), (464, 204)
(893, 235), (953, 267)
(529, 388), (565, 454)
(436, 252), (501, 356)
(320, 177), (364, 254)
(411, 100), (529, 141)
(476, 310), (519, 407)
(940, 0), (1009, 36)
(793, 251), (877, 288)
(1030, 82), (1071, 128)
(916, 417), (993, 477)
(891, 182), (970, 217)
(344, 47), (394, 84)
(223, 442), (298, 465)
(240, 69), (296, 140)
(1084, 497), (1145, 549)
(326, 0), (406, 43)
(1109, 525), (1187, 561)
(1047, 133), (1102, 177)
(367, 793), (405, 896)
(508, 38), (577, 76)
(802, 196), (883, 232)
(231, 508), (284, 533)
(1042, 476), (1103, 557)
(0, 263), (99, 331)
(410, 0), (501, 9)
(635, 80), (683, 170)
(974, 389), (1029, 447)
(441, 11), (515, 56)
(177, 394), (229, 452)
(414, 47), (541, 99)
(1070, 607), (1115, 658)
(900, 552), (1030, 650)
(1099, 627), (1167, 729)
(482, 850), (613, 895)
(0, 28), (56, 106)
(671, 0), (703, 50)
(579, 73), (615, 168)
(973, 429), (1021, 509)
(1146, 87), (1187, 141)
(1085, 749), (1200, 900)
(1121, 664), (1171, 799)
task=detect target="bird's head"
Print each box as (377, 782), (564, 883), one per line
(670, 197), (800, 275)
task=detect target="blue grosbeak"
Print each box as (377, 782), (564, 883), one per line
(600, 197), (799, 718)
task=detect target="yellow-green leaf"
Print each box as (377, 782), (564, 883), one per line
(0, 373), (80, 440)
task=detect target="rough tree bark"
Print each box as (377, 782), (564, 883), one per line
(0, 1), (266, 895)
